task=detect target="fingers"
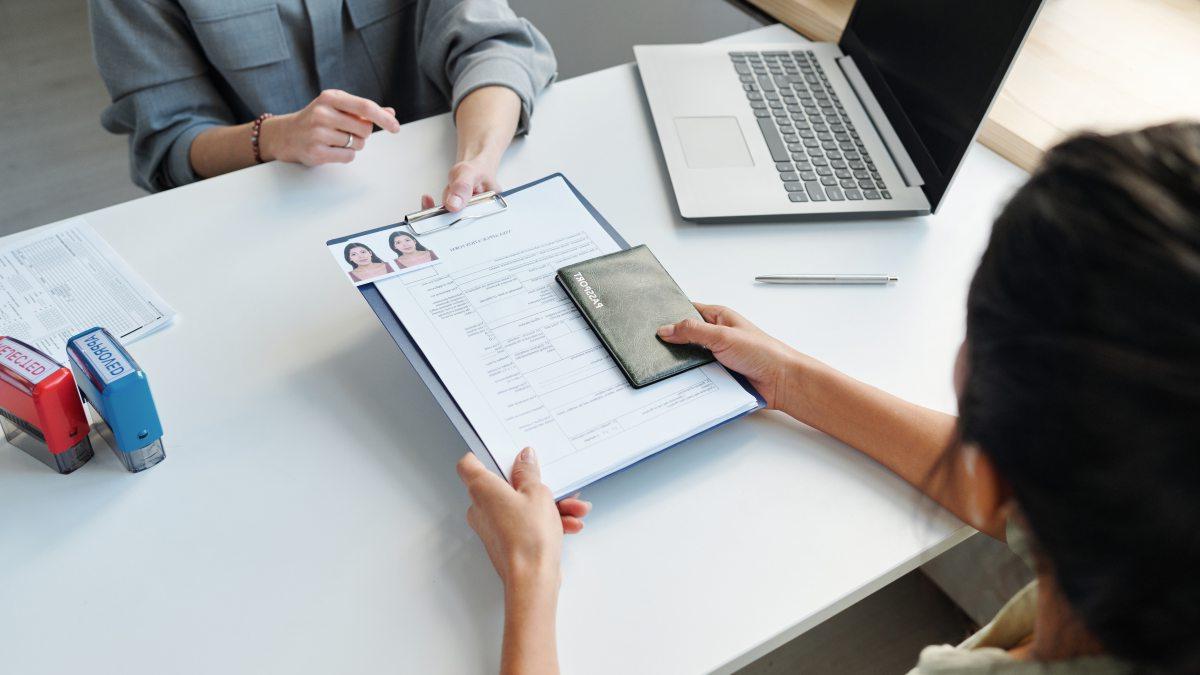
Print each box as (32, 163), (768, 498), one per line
(320, 89), (399, 132)
(456, 452), (508, 496)
(441, 182), (471, 212)
(656, 317), (734, 351)
(293, 127), (360, 165)
(329, 109), (373, 141)
(693, 303), (756, 331)
(421, 194), (436, 210)
(315, 126), (363, 152)
(442, 167), (476, 212)
(456, 452), (489, 486)
(557, 497), (591, 519)
(441, 161), (499, 212)
(509, 447), (542, 492)
(286, 92), (398, 167)
(559, 495), (592, 534)
(307, 146), (356, 166)
(694, 302), (733, 325)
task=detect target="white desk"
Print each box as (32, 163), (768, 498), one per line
(0, 25), (1027, 674)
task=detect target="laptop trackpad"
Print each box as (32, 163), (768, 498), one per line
(674, 117), (753, 169)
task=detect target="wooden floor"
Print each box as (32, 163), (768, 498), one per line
(0, 1), (1028, 672)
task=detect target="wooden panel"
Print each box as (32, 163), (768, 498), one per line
(742, 0), (851, 42)
(745, 0), (1200, 170)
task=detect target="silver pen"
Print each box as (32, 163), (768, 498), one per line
(755, 274), (898, 285)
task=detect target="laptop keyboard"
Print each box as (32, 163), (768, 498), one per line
(731, 50), (891, 203)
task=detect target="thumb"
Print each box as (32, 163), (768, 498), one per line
(443, 175), (473, 211)
(510, 447), (542, 491)
(657, 317), (730, 351)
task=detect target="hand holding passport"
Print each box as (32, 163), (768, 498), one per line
(557, 245), (714, 388)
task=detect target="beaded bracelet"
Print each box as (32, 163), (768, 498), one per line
(251, 113), (274, 164)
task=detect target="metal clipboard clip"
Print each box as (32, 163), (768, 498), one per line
(402, 191), (509, 236)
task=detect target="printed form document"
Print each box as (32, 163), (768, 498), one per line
(373, 177), (758, 496)
(0, 218), (175, 361)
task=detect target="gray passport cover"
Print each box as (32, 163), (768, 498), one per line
(556, 245), (714, 388)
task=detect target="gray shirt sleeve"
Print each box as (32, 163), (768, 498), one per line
(90, 0), (235, 192)
(416, 0), (557, 136)
(90, 0), (557, 192)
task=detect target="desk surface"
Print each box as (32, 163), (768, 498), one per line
(0, 25), (1026, 674)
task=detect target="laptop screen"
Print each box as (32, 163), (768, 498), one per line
(839, 0), (1042, 209)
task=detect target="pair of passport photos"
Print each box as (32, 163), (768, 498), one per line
(556, 245), (713, 388)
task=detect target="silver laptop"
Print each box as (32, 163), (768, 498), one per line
(635, 0), (1044, 222)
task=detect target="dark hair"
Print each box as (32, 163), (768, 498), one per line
(343, 242), (382, 268)
(389, 230), (428, 257)
(958, 123), (1200, 672)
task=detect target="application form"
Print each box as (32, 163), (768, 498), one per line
(374, 177), (758, 496)
(0, 218), (175, 361)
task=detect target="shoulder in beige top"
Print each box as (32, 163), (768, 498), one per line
(906, 521), (1133, 674)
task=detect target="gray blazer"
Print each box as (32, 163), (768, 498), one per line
(90, 0), (557, 192)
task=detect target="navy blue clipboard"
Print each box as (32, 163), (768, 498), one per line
(328, 173), (765, 494)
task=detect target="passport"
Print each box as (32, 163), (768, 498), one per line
(557, 245), (714, 388)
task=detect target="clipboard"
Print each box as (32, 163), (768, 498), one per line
(328, 174), (765, 490)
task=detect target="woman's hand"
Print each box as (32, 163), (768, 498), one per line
(457, 448), (591, 588)
(421, 86), (521, 212)
(459, 448), (585, 675)
(657, 303), (803, 410)
(261, 89), (400, 166)
(420, 157), (501, 212)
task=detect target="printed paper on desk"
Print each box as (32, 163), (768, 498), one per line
(335, 176), (758, 497)
(0, 218), (176, 362)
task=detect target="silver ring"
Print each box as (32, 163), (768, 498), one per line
(342, 132), (354, 149)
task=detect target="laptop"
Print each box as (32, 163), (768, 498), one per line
(634, 0), (1044, 222)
